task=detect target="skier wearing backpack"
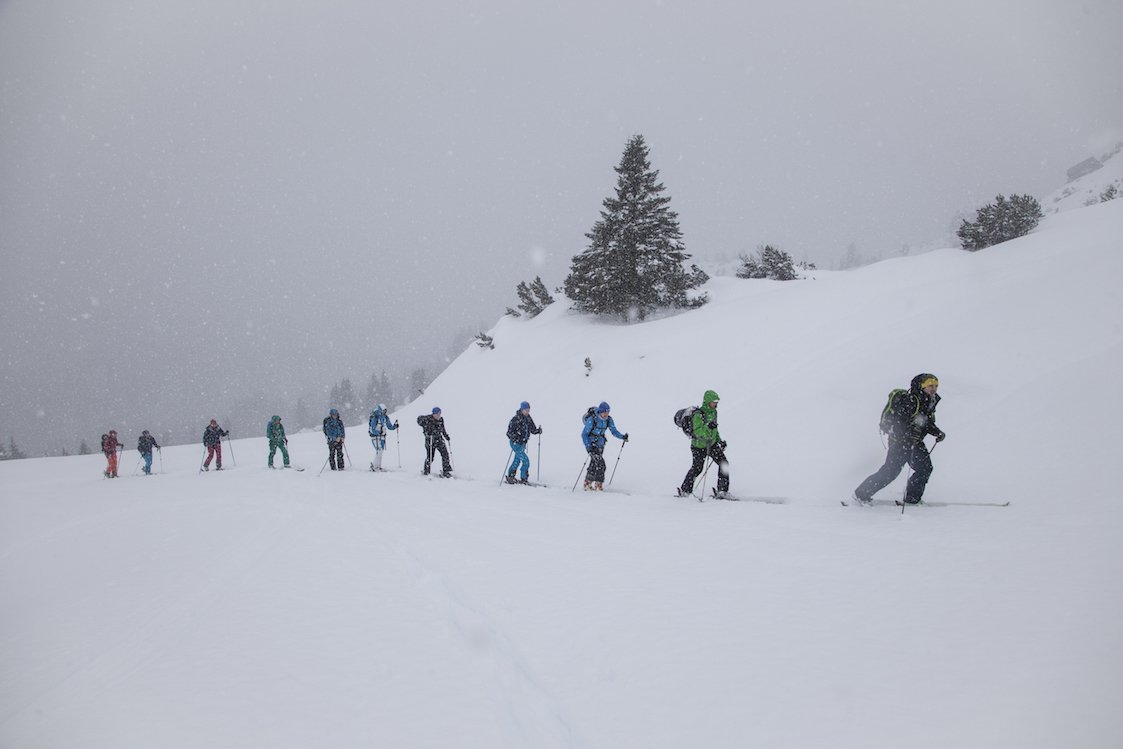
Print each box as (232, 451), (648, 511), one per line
(417, 407), (452, 477)
(323, 408), (346, 470)
(678, 390), (731, 498)
(505, 401), (543, 484)
(368, 403), (398, 471)
(267, 415), (290, 468)
(852, 373), (946, 505)
(137, 430), (160, 475)
(581, 401), (627, 491)
(101, 430), (121, 478)
(202, 419), (229, 471)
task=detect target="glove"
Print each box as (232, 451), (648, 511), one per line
(446, 435), (452, 442)
(707, 421), (717, 430)
(284, 438), (288, 445)
(717, 440), (727, 450)
(369, 431), (376, 438)
(394, 421), (399, 428)
(935, 429), (946, 442)
(538, 426), (544, 434)
(622, 433), (629, 442)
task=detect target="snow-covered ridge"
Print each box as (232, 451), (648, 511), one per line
(2, 199), (1121, 748)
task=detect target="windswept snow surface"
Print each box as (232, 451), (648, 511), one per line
(3, 200), (1122, 748)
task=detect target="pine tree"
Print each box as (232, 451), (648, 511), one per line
(78, 439), (91, 455)
(957, 194), (1043, 251)
(736, 244), (797, 281)
(2, 436), (27, 460)
(475, 332), (495, 349)
(564, 134), (708, 321)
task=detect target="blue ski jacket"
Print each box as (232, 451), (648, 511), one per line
(582, 413), (624, 452)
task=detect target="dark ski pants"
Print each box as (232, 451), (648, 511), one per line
(681, 443), (730, 494)
(855, 437), (933, 502)
(328, 440), (344, 470)
(425, 438), (451, 476)
(509, 440), (530, 479)
(203, 443), (222, 469)
(585, 448), (607, 483)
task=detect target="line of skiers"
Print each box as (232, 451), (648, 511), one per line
(100, 429), (162, 477)
(97, 372), (944, 503)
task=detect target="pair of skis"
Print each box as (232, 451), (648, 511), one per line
(678, 487), (788, 504)
(840, 498), (1010, 508)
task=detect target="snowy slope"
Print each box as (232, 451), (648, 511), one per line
(2, 200), (1122, 749)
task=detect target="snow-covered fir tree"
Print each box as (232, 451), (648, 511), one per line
(737, 244), (798, 281)
(514, 275), (556, 318)
(957, 194), (1043, 251)
(564, 134), (708, 321)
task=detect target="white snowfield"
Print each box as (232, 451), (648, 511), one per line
(3, 199), (1122, 748)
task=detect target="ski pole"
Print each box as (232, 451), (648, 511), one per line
(571, 458), (588, 492)
(396, 428), (401, 468)
(225, 434), (236, 466)
(499, 450), (514, 486)
(317, 454), (331, 476)
(133, 454), (143, 476)
(158, 447), (163, 474)
(199, 445), (208, 472)
(536, 433), (541, 484)
(901, 439), (937, 515)
(343, 440), (353, 470)
(608, 439), (626, 486)
(697, 456), (714, 500)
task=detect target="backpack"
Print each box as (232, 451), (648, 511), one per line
(101, 434), (110, 452)
(673, 406), (699, 437)
(879, 389), (918, 434)
(581, 406), (596, 423)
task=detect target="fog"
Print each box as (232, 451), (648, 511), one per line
(2, 0), (1121, 456)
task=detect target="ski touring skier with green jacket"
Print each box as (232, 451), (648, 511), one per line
(678, 389), (731, 498)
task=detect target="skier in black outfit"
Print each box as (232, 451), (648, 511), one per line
(137, 430), (160, 475)
(323, 408), (346, 470)
(417, 407), (452, 477)
(853, 373), (946, 505)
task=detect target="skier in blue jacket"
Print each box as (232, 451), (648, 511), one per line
(323, 408), (346, 470)
(368, 403), (398, 471)
(581, 401), (627, 491)
(505, 401), (543, 484)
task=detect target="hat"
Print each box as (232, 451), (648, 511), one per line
(109, 429), (117, 435)
(597, 401), (610, 413)
(210, 419), (217, 425)
(272, 415), (281, 421)
(912, 373), (939, 392)
(142, 430), (150, 435)
(520, 401), (531, 410)
(432, 407), (442, 415)
(330, 408), (339, 417)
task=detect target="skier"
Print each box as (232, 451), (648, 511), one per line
(267, 415), (290, 468)
(368, 403), (398, 471)
(505, 401), (542, 484)
(137, 430), (160, 475)
(323, 408), (346, 470)
(678, 390), (731, 498)
(202, 419), (229, 471)
(417, 407), (452, 477)
(101, 429), (121, 478)
(853, 373), (946, 505)
(581, 401), (627, 491)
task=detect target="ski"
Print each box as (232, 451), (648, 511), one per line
(711, 488), (786, 504)
(675, 488), (705, 502)
(895, 500), (1010, 508)
(272, 465), (304, 472)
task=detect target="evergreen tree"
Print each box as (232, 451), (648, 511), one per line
(564, 134), (708, 321)
(475, 332), (495, 349)
(956, 194), (1043, 251)
(409, 368), (430, 399)
(514, 275), (556, 318)
(78, 439), (91, 455)
(736, 244), (798, 281)
(2, 436), (27, 460)
(294, 398), (312, 430)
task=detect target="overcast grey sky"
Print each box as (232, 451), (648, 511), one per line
(2, 0), (1121, 455)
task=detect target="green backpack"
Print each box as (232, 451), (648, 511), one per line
(879, 389), (918, 435)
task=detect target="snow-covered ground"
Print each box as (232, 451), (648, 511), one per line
(3, 199), (1122, 748)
